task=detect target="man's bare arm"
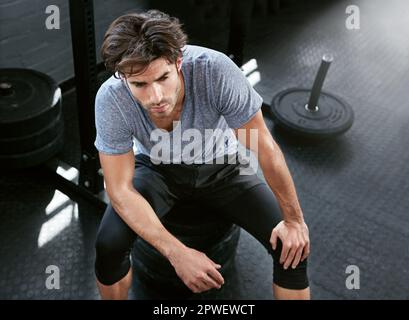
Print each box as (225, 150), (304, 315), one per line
(234, 110), (304, 222)
(99, 150), (224, 292)
(234, 109), (310, 269)
(100, 150), (187, 260)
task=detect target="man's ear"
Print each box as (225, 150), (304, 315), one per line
(120, 74), (129, 87)
(176, 57), (183, 72)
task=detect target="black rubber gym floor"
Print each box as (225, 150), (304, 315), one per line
(1, 0), (409, 299)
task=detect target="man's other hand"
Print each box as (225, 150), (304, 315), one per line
(169, 246), (225, 293)
(270, 220), (310, 269)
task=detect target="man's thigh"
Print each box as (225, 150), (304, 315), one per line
(204, 181), (281, 253)
(202, 180), (309, 290)
(133, 153), (183, 218)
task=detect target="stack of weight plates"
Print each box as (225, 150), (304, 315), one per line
(0, 69), (64, 169)
(132, 200), (240, 299)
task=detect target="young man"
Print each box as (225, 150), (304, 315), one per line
(94, 10), (310, 300)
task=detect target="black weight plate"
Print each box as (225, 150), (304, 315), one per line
(0, 121), (64, 169)
(270, 88), (354, 138)
(0, 68), (61, 138)
(0, 109), (63, 155)
(132, 248), (236, 295)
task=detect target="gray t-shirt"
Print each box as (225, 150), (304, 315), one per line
(94, 45), (263, 164)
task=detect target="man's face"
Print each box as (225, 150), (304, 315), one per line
(124, 57), (183, 120)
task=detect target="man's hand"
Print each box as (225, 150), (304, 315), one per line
(169, 247), (225, 293)
(270, 220), (310, 269)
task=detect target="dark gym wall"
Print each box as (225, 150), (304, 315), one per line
(0, 0), (275, 85)
(0, 0), (149, 83)
(146, 0), (232, 54)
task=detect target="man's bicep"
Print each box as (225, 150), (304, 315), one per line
(234, 109), (276, 158)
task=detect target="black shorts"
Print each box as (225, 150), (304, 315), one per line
(95, 152), (309, 290)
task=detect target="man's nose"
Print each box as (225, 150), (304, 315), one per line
(149, 83), (163, 105)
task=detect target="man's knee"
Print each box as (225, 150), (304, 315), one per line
(273, 257), (309, 290)
(95, 228), (120, 258)
(95, 228), (133, 286)
(269, 239), (309, 290)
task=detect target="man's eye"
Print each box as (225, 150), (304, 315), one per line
(134, 83), (143, 88)
(159, 76), (168, 81)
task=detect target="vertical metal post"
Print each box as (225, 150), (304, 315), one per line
(306, 54), (334, 112)
(68, 0), (104, 194)
(227, 0), (255, 67)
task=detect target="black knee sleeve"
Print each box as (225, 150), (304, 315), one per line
(94, 235), (132, 286)
(270, 240), (309, 290)
(273, 259), (309, 290)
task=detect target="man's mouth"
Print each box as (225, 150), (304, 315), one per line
(151, 103), (168, 113)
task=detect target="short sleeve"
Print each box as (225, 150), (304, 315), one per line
(210, 53), (263, 129)
(94, 85), (133, 155)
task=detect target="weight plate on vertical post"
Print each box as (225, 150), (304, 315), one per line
(270, 88), (354, 138)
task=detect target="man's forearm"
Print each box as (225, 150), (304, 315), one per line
(259, 146), (304, 223)
(111, 188), (186, 263)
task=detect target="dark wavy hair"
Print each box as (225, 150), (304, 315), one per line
(101, 10), (188, 78)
